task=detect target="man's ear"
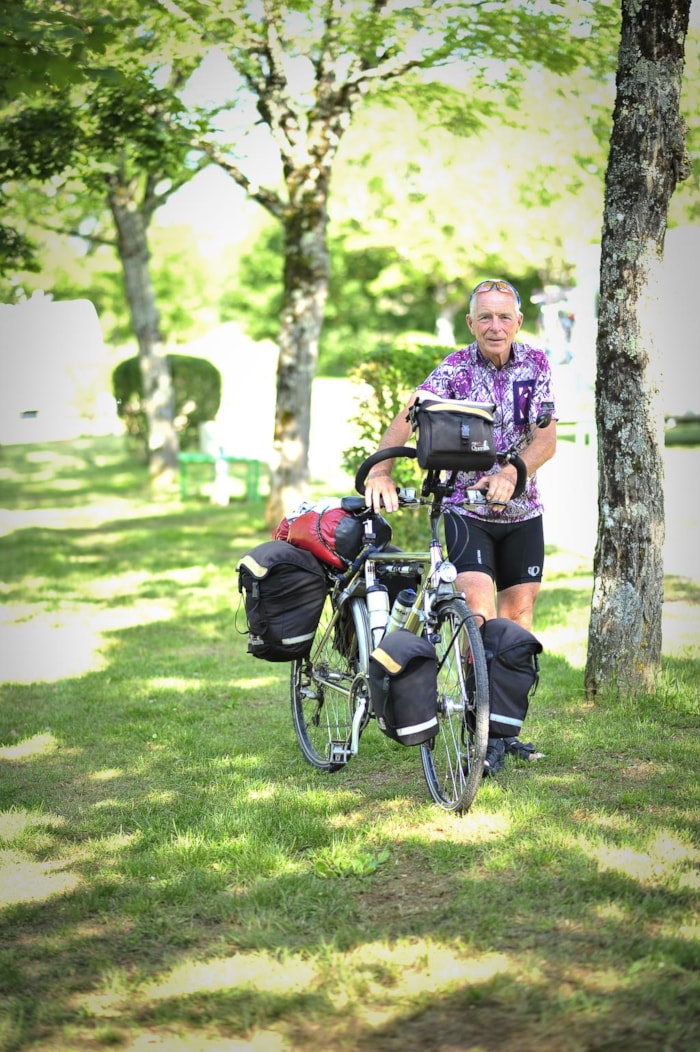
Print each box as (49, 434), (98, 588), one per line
(466, 314), (474, 334)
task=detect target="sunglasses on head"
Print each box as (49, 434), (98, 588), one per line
(470, 279), (521, 308)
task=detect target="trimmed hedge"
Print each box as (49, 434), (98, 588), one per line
(112, 354), (222, 451)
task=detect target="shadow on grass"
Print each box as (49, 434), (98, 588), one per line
(2, 606), (699, 1050)
(2, 728), (698, 1052)
(0, 506), (270, 601)
(1, 438), (699, 1051)
(0, 436), (151, 507)
(0, 435), (264, 511)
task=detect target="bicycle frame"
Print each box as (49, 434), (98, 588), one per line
(308, 487), (472, 764)
(325, 547), (430, 761)
(291, 413), (554, 807)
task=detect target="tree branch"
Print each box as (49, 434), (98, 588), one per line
(146, 152), (212, 215)
(193, 137), (286, 219)
(31, 219), (117, 249)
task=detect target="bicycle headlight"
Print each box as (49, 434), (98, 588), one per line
(438, 561), (458, 583)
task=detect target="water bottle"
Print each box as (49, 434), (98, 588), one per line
(384, 588), (417, 635)
(366, 584), (390, 648)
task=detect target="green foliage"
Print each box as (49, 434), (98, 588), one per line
(665, 418), (700, 447)
(672, 25), (700, 226)
(112, 353), (221, 451)
(4, 0), (695, 402)
(0, 0), (130, 102)
(220, 215), (463, 376)
(1, 73), (196, 197)
(8, 221), (218, 345)
(0, 212), (37, 276)
(0, 97), (82, 181)
(148, 227), (216, 344)
(219, 222), (284, 343)
(341, 331), (454, 486)
(0, 0), (134, 273)
(86, 76), (192, 182)
(331, 88), (606, 319)
(323, 239), (438, 375)
(219, 223), (437, 374)
(0, 0), (212, 280)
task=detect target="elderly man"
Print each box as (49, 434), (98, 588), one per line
(364, 278), (557, 773)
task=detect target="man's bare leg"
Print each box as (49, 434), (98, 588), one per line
(497, 582), (541, 631)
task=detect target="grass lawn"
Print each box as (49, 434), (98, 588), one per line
(0, 435), (698, 1052)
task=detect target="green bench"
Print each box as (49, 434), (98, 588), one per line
(557, 419), (595, 445)
(178, 452), (262, 502)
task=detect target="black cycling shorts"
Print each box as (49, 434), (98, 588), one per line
(443, 514), (545, 591)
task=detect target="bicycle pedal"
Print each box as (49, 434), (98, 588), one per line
(426, 632), (441, 644)
(329, 740), (351, 764)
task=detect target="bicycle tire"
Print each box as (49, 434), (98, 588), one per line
(290, 593), (369, 772)
(420, 597), (489, 813)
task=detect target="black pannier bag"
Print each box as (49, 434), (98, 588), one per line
(237, 541), (328, 661)
(409, 396), (496, 472)
(368, 629), (439, 746)
(471, 617), (543, 738)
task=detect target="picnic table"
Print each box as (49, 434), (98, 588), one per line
(177, 451), (262, 502)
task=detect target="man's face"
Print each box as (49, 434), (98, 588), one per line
(467, 290), (523, 363)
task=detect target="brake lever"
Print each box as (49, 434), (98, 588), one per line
(465, 489), (487, 504)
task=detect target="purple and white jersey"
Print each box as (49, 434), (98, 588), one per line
(417, 342), (556, 522)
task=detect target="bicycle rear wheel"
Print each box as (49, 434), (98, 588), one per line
(420, 597), (489, 813)
(290, 594), (369, 772)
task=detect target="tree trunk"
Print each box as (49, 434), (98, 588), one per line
(108, 181), (179, 486)
(584, 0), (691, 696)
(266, 178), (331, 526)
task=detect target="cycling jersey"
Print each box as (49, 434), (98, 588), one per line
(417, 341), (556, 522)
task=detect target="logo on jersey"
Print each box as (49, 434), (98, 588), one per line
(513, 380), (534, 425)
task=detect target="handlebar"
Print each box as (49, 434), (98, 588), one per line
(354, 446), (416, 495)
(354, 445), (528, 502)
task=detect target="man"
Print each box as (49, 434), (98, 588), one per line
(364, 278), (557, 774)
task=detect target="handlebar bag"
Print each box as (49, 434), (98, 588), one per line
(410, 397), (496, 472)
(237, 540), (328, 661)
(276, 502), (391, 569)
(467, 617), (542, 737)
(368, 629), (439, 746)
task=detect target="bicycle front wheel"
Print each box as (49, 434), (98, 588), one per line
(420, 597), (489, 813)
(290, 594), (369, 772)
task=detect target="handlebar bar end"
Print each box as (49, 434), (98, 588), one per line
(505, 454), (528, 499)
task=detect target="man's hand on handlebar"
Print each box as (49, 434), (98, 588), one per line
(364, 473), (400, 514)
(473, 468), (518, 510)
